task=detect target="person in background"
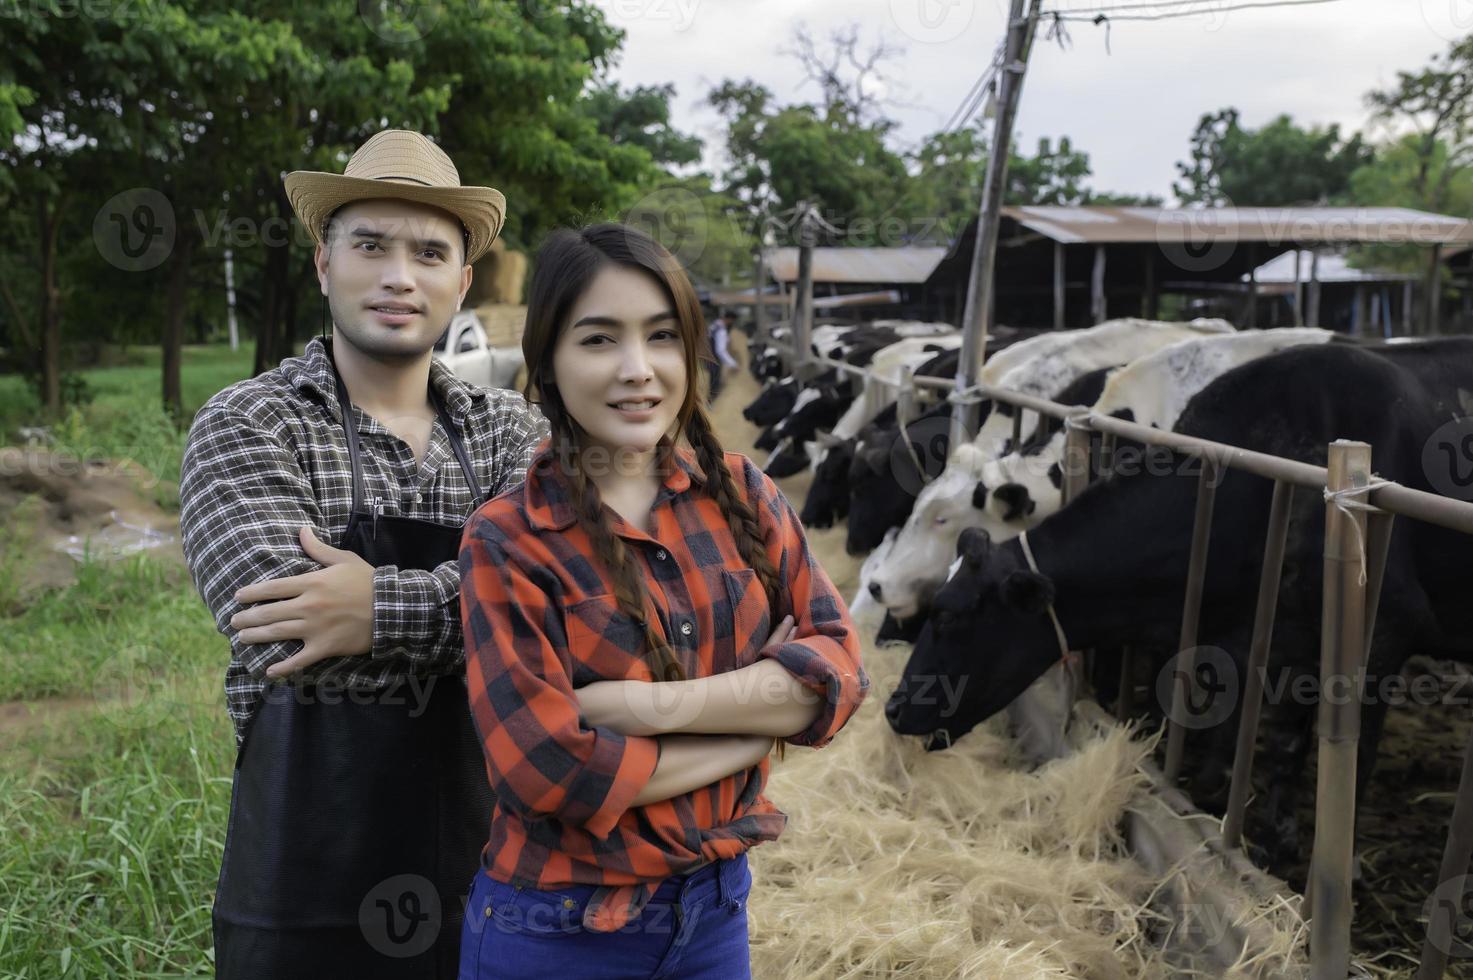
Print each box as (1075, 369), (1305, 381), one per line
(457, 223), (868, 979)
(705, 309), (738, 400)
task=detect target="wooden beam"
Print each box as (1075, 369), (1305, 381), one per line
(1054, 240), (1065, 331)
(1091, 244), (1107, 324)
(1426, 243), (1443, 336)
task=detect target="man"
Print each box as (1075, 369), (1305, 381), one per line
(179, 129), (548, 978)
(705, 310), (738, 400)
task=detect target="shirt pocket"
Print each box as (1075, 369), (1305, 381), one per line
(563, 595), (657, 685)
(721, 568), (772, 670)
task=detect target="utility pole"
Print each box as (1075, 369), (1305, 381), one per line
(951, 0), (1044, 447)
(793, 202), (817, 380)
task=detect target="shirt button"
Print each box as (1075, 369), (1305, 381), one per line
(413, 492), (423, 504)
(655, 549), (668, 561)
(680, 622), (693, 637)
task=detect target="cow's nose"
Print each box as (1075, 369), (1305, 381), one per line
(868, 582), (883, 600)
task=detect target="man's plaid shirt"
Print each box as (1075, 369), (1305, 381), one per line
(458, 445), (869, 933)
(179, 337), (549, 745)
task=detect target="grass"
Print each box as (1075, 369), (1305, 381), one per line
(1, 346), (250, 977)
(0, 344), (258, 508)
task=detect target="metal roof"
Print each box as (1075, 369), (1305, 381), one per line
(1002, 206), (1473, 247)
(763, 247), (949, 284)
(1245, 250), (1420, 285)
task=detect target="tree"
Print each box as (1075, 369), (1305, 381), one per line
(584, 81), (701, 170)
(1174, 108), (1372, 206)
(1366, 33), (1473, 211)
(1, 0), (670, 416)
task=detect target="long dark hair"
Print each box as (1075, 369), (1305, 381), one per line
(523, 223), (785, 693)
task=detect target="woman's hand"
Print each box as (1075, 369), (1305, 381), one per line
(574, 616), (798, 737)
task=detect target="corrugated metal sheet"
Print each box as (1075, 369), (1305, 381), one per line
(1003, 206), (1473, 247)
(1246, 251), (1419, 285)
(707, 288), (902, 308)
(763, 247), (949, 284)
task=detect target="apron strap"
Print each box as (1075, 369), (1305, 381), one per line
(430, 385), (485, 506)
(331, 354), (485, 512)
(329, 360), (368, 515)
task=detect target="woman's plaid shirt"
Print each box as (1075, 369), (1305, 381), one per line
(179, 337), (549, 745)
(458, 445), (869, 933)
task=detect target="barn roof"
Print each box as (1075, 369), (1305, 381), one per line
(1246, 250), (1421, 285)
(1001, 206), (1473, 247)
(763, 247), (949, 284)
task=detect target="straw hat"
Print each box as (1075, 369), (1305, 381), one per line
(284, 129), (505, 265)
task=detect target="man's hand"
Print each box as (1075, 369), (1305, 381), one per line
(229, 527), (376, 679)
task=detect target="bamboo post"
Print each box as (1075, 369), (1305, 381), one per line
(1222, 479), (1295, 850)
(793, 212), (815, 380)
(1307, 251), (1322, 329)
(1098, 431), (1117, 478)
(950, 0), (1042, 449)
(1426, 244), (1444, 336)
(1363, 511), (1394, 652)
(1142, 249), (1157, 320)
(1054, 240), (1066, 330)
(1061, 413), (1091, 505)
(1244, 243), (1259, 329)
(753, 250), (768, 346)
(1164, 456), (1221, 783)
(1091, 244), (1107, 324)
(1309, 440), (1372, 980)
(1414, 721), (1473, 979)
(1293, 250), (1305, 327)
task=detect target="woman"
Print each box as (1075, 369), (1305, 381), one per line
(457, 223), (868, 979)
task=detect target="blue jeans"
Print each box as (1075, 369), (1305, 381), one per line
(458, 855), (752, 980)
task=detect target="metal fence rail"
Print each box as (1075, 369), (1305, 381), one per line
(755, 331), (1473, 978)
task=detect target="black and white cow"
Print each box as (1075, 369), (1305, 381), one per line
(885, 337), (1473, 867)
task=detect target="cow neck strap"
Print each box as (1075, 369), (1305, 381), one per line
(1018, 531), (1075, 666)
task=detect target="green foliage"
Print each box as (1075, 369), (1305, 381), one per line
(584, 81), (703, 169)
(1173, 108), (1373, 206)
(1366, 33), (1473, 211)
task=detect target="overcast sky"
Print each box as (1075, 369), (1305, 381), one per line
(598, 0), (1461, 202)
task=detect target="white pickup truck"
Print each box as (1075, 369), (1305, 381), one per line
(433, 310), (524, 390)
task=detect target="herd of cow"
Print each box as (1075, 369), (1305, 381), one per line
(741, 316), (1473, 871)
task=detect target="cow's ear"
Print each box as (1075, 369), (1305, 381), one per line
(999, 569), (1055, 613)
(993, 483), (1036, 522)
(1047, 462), (1063, 489)
(957, 525), (992, 564)
(972, 481), (989, 510)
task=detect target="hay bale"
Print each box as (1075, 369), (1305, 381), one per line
(474, 303), (527, 350)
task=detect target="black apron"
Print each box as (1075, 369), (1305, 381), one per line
(213, 364), (493, 979)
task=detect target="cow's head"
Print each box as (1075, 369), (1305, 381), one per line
(799, 438), (855, 529)
(742, 377), (797, 426)
(866, 442), (995, 619)
(884, 527), (1061, 748)
(845, 407), (952, 555)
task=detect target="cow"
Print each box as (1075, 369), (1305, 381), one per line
(968, 318), (1235, 459)
(970, 328), (1336, 545)
(866, 347), (1143, 616)
(766, 336), (960, 479)
(885, 337), (1473, 869)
